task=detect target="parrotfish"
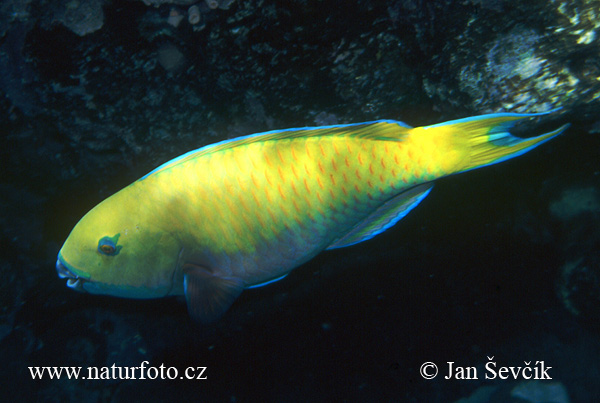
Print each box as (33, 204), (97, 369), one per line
(56, 112), (568, 323)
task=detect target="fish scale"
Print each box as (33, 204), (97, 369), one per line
(145, 131), (449, 286)
(56, 112), (568, 323)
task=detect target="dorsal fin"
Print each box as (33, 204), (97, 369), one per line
(326, 184), (433, 249)
(140, 120), (412, 180)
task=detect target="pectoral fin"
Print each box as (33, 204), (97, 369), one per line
(183, 264), (245, 324)
(327, 183), (433, 249)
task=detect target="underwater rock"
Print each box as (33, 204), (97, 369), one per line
(187, 4), (201, 24)
(511, 381), (570, 403)
(166, 7), (184, 27)
(549, 186), (600, 325)
(454, 379), (571, 402)
(454, 385), (498, 403)
(50, 0), (105, 36)
(456, 28), (575, 113)
(0, 0), (32, 38)
(549, 186), (600, 220)
(139, 0), (235, 8)
(422, 0), (600, 117)
(558, 256), (600, 321)
(156, 42), (185, 72)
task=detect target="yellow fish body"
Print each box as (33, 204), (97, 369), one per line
(56, 112), (568, 323)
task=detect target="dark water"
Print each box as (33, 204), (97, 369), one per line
(1, 0), (600, 401)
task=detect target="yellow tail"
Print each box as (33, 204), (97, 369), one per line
(424, 112), (569, 173)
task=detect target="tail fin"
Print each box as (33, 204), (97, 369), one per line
(425, 111), (569, 173)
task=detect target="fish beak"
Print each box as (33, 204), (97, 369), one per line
(56, 258), (85, 292)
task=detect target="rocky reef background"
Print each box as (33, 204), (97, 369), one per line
(1, 0), (599, 401)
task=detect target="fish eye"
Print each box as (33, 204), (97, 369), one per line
(99, 243), (115, 254)
(98, 235), (121, 256)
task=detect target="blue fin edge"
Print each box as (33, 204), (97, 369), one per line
(139, 119), (412, 181)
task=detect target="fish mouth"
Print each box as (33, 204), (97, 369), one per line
(56, 258), (86, 292)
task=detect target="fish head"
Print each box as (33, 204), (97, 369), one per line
(56, 189), (181, 299)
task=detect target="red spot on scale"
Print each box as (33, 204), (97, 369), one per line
(279, 203), (290, 218)
(305, 196), (313, 209)
(291, 181), (299, 196)
(354, 184), (361, 193)
(330, 174), (336, 186)
(293, 199), (301, 212)
(342, 186), (348, 196)
(367, 180), (373, 189)
(241, 213), (252, 229)
(251, 190), (260, 205)
(355, 169), (361, 180)
(264, 171), (272, 186)
(278, 184), (286, 200)
(317, 177), (324, 190)
(345, 157), (350, 168)
(319, 144), (325, 156)
(329, 188), (336, 201)
(304, 178), (311, 194)
(291, 164), (299, 180)
(331, 158), (337, 172)
(239, 197), (250, 213)
(368, 164), (373, 175)
(318, 161), (324, 174)
(381, 158), (386, 169)
(254, 209), (265, 227)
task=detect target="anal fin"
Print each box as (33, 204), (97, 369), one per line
(183, 263), (245, 324)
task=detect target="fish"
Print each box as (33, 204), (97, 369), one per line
(56, 111), (568, 323)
